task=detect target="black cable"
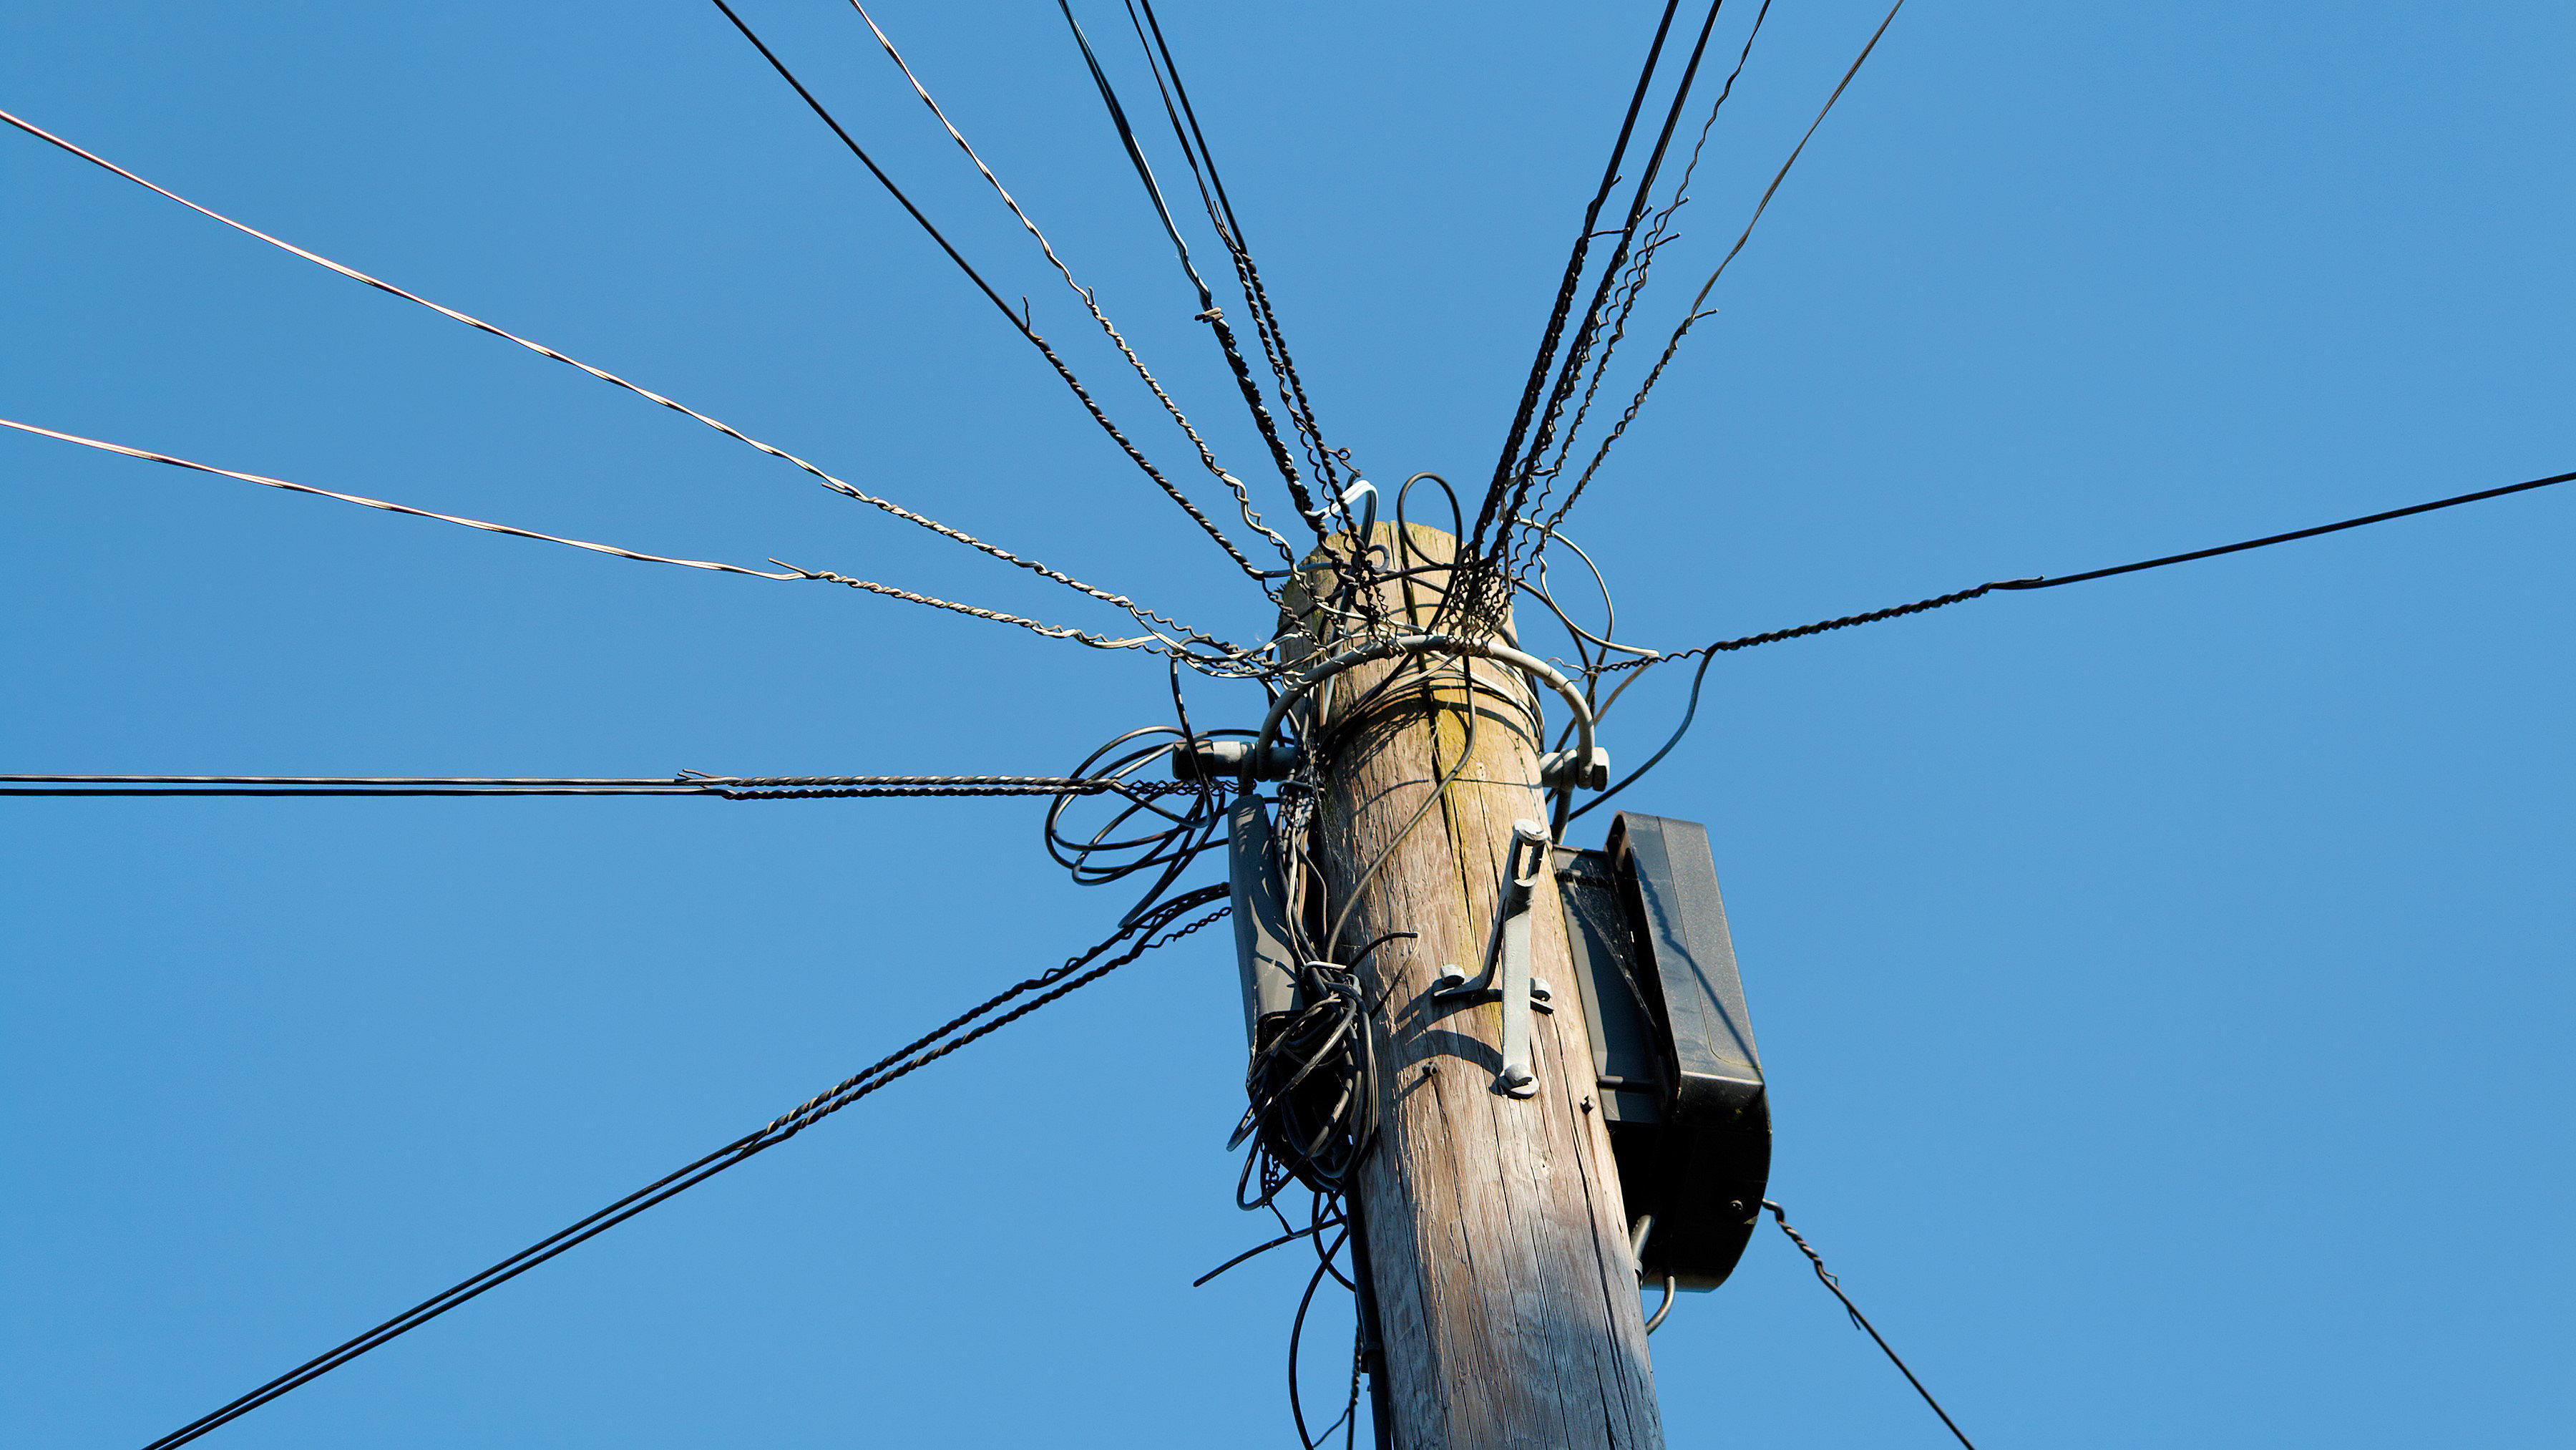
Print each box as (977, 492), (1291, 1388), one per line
(2007, 466), (2576, 588)
(1573, 463), (2575, 817)
(717, 779), (1201, 802)
(1670, 462), (2576, 664)
(1, 774), (1203, 801)
(1128, 0), (1350, 510)
(4, 775), (696, 786)
(1043, 726), (1241, 913)
(0, 787), (681, 797)
(1057, 0), (1327, 539)
(1058, 0), (1216, 312)
(1287, 1226), (1356, 1450)
(702, 0), (1264, 578)
(1763, 1201), (1977, 1450)
(0, 775), (706, 796)
(1230, 959), (1377, 1195)
(1471, 0), (1688, 560)
(1567, 644), (1718, 824)
(137, 887), (1229, 1450)
(1523, 0), (1775, 557)
(1563, 0), (1908, 501)
(1500, 0), (1735, 550)
(1193, 1217), (1345, 1288)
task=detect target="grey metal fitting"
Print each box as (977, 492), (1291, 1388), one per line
(1174, 738), (1299, 783)
(1540, 746), (1612, 792)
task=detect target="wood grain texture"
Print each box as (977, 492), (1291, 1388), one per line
(1292, 527), (1660, 1450)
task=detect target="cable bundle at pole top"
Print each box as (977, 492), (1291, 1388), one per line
(4, 2), (2567, 1448)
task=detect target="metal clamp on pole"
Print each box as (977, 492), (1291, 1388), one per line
(1538, 746), (1611, 792)
(1433, 818), (1556, 1098)
(1176, 737), (1299, 782)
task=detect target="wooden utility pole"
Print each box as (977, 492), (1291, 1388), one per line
(1287, 524), (1662, 1450)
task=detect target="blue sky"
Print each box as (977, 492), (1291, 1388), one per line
(4, 2), (2570, 1446)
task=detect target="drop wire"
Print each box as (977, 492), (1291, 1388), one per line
(0, 774), (1204, 800)
(1574, 462), (2576, 819)
(702, 0), (1264, 578)
(1125, 0), (1351, 520)
(1763, 1201), (1978, 1450)
(137, 888), (1229, 1450)
(1470, 0), (1687, 561)
(1060, 0), (1325, 542)
(0, 105), (1238, 658)
(1, 417), (1187, 657)
(1561, 0), (1909, 504)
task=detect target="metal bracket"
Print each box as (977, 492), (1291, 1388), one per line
(1538, 746), (1612, 792)
(1433, 818), (1555, 1098)
(1177, 737), (1298, 782)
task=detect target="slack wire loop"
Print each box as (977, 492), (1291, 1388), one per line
(1763, 1202), (1976, 1450)
(702, 0), (1267, 581)
(138, 889), (1230, 1450)
(1, 417), (1199, 658)
(0, 106), (1238, 660)
(1574, 463), (2576, 819)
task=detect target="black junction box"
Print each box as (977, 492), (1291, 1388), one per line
(1557, 812), (1772, 1291)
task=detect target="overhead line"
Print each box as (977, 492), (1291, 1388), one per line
(1691, 461), (2576, 660)
(1523, 0), (1777, 555)
(1572, 463), (2576, 819)
(1501, 0), (1735, 551)
(842, 0), (1293, 565)
(135, 887), (1230, 1450)
(1060, 0), (1324, 542)
(1674, 0), (1912, 333)
(1470, 0), (1688, 559)
(0, 417), (1188, 657)
(0, 106), (1238, 656)
(3, 786), (706, 797)
(1126, 0), (1262, 300)
(1126, 0), (1353, 520)
(1762, 1202), (1979, 1450)
(1561, 0), (1909, 507)
(1, 418), (804, 579)
(6, 776), (717, 787)
(2009, 468), (2576, 586)
(1068, 2), (1220, 311)
(0, 774), (1205, 799)
(702, 0), (1267, 579)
